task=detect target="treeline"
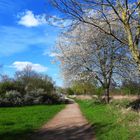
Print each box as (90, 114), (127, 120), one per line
(0, 66), (64, 106)
(58, 80), (140, 96)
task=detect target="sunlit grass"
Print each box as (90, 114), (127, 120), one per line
(0, 105), (65, 140)
(78, 100), (140, 140)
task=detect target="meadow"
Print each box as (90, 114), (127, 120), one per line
(78, 100), (140, 140)
(0, 105), (65, 140)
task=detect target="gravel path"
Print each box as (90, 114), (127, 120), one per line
(31, 103), (95, 140)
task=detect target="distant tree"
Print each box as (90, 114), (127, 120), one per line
(121, 79), (140, 95)
(15, 65), (55, 94)
(0, 74), (12, 82)
(71, 80), (96, 95)
(65, 87), (75, 95)
(56, 86), (64, 94)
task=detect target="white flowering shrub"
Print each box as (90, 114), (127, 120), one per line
(24, 89), (45, 105)
(0, 88), (69, 106)
(0, 90), (23, 106)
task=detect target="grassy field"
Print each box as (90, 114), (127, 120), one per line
(78, 100), (140, 140)
(0, 104), (65, 140)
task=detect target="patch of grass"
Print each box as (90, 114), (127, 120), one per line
(78, 100), (140, 140)
(0, 104), (65, 140)
(110, 99), (131, 108)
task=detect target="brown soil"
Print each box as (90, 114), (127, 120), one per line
(75, 95), (138, 100)
(31, 103), (95, 140)
(111, 95), (138, 100)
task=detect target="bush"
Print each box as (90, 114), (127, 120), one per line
(66, 88), (75, 95)
(0, 89), (72, 107)
(0, 89), (64, 107)
(0, 68), (69, 106)
(24, 89), (45, 105)
(127, 99), (140, 111)
(0, 81), (25, 96)
(0, 82), (16, 95)
(0, 90), (23, 106)
(24, 89), (62, 105)
(121, 81), (140, 95)
(95, 87), (104, 99)
(41, 92), (63, 104)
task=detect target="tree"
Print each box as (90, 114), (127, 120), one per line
(121, 79), (140, 95)
(15, 65), (55, 94)
(55, 23), (137, 103)
(71, 80), (96, 95)
(0, 75), (12, 82)
(50, 0), (140, 72)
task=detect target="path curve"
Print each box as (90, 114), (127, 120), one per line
(31, 103), (95, 140)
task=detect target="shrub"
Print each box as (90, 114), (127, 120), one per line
(0, 68), (68, 106)
(95, 87), (104, 98)
(66, 88), (75, 95)
(121, 81), (140, 95)
(24, 89), (45, 105)
(0, 90), (23, 106)
(0, 89), (69, 107)
(14, 81), (25, 95)
(127, 99), (140, 111)
(0, 81), (25, 96)
(0, 82), (16, 95)
(24, 89), (64, 105)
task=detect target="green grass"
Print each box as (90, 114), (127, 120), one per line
(78, 100), (140, 140)
(0, 104), (65, 140)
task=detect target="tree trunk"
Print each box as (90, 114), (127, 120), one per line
(125, 24), (140, 72)
(84, 89), (86, 95)
(105, 88), (110, 103)
(138, 62), (140, 72)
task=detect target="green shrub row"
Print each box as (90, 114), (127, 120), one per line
(0, 67), (67, 106)
(0, 89), (66, 107)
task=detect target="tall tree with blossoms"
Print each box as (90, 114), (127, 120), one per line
(55, 24), (138, 103)
(50, 0), (140, 72)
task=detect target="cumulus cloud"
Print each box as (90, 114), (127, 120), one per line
(18, 10), (72, 28)
(18, 10), (46, 27)
(11, 61), (48, 72)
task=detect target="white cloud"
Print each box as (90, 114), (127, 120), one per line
(11, 61), (48, 72)
(17, 10), (72, 28)
(18, 10), (46, 27)
(47, 15), (72, 28)
(49, 52), (61, 57)
(43, 51), (62, 57)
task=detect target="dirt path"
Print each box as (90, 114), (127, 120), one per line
(31, 103), (95, 140)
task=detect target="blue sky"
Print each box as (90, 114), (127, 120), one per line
(0, 0), (63, 86)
